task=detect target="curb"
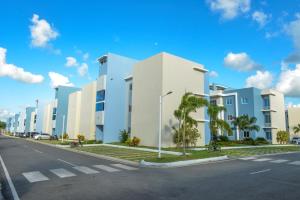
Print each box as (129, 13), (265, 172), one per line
(24, 138), (139, 166)
(140, 155), (229, 168)
(231, 151), (300, 159)
(192, 144), (298, 151)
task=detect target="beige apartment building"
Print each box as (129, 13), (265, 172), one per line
(42, 100), (57, 135)
(286, 107), (300, 138)
(67, 81), (97, 140)
(129, 52), (209, 147)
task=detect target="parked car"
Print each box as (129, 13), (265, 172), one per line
(34, 133), (51, 140)
(291, 136), (300, 145)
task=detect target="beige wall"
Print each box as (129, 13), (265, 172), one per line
(67, 91), (82, 139)
(131, 52), (207, 147)
(79, 81), (97, 140)
(265, 89), (286, 144)
(287, 107), (300, 138)
(42, 100), (57, 134)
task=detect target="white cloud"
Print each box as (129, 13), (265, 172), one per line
(83, 53), (89, 61)
(245, 70), (273, 89)
(207, 0), (251, 20)
(77, 63), (88, 77)
(0, 47), (44, 84)
(48, 72), (74, 88)
(0, 109), (14, 121)
(276, 64), (300, 97)
(209, 70), (219, 77)
(252, 11), (270, 27)
(224, 52), (260, 71)
(287, 102), (300, 108)
(30, 14), (58, 47)
(284, 14), (300, 63)
(65, 57), (78, 67)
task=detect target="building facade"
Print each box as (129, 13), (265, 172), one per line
(42, 100), (57, 135)
(25, 107), (36, 133)
(129, 52), (210, 147)
(210, 85), (286, 144)
(95, 53), (138, 143)
(286, 107), (300, 139)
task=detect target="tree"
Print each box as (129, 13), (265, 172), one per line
(231, 115), (260, 139)
(173, 92), (208, 154)
(276, 131), (289, 144)
(293, 124), (300, 134)
(207, 104), (232, 150)
(0, 121), (6, 130)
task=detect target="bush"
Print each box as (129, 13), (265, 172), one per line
(276, 131), (289, 144)
(77, 134), (85, 142)
(241, 137), (255, 145)
(218, 135), (229, 142)
(255, 137), (269, 145)
(119, 129), (129, 143)
(60, 133), (69, 140)
(125, 137), (141, 147)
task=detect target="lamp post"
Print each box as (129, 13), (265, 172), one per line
(158, 91), (173, 158)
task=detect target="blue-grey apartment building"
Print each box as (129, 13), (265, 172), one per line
(24, 107), (36, 133)
(95, 53), (138, 143)
(210, 84), (286, 144)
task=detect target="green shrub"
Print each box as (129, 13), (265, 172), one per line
(85, 140), (102, 144)
(77, 134), (85, 142)
(218, 135), (229, 142)
(241, 137), (255, 145)
(119, 129), (129, 143)
(125, 137), (141, 147)
(255, 137), (269, 145)
(276, 131), (289, 144)
(60, 133), (69, 140)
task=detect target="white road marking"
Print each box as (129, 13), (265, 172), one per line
(93, 165), (120, 172)
(250, 169), (271, 175)
(22, 171), (49, 183)
(50, 168), (76, 178)
(111, 164), (138, 170)
(253, 158), (272, 162)
(270, 159), (289, 163)
(288, 161), (300, 165)
(73, 166), (99, 174)
(57, 159), (77, 167)
(239, 157), (257, 160)
(33, 149), (43, 153)
(0, 155), (20, 200)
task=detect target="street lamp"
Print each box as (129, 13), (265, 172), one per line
(158, 91), (173, 158)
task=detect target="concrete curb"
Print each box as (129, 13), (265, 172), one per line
(140, 155), (229, 168)
(232, 151), (300, 159)
(24, 138), (139, 166)
(192, 144), (298, 151)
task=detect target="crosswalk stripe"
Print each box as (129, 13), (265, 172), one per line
(111, 164), (138, 170)
(269, 159), (289, 163)
(50, 168), (76, 178)
(73, 166), (99, 174)
(239, 157), (257, 160)
(288, 161), (300, 165)
(93, 165), (120, 172)
(253, 158), (272, 162)
(22, 171), (49, 183)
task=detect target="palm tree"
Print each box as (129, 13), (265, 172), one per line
(207, 104), (232, 150)
(173, 92), (208, 155)
(231, 115), (260, 139)
(293, 124), (300, 134)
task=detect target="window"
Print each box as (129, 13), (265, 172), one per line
(52, 108), (57, 120)
(243, 131), (250, 138)
(128, 105), (132, 112)
(227, 115), (234, 121)
(241, 97), (248, 104)
(226, 98), (233, 105)
(263, 97), (270, 109)
(96, 102), (105, 111)
(129, 83), (132, 91)
(96, 90), (105, 102)
(264, 113), (271, 124)
(210, 100), (217, 105)
(266, 131), (272, 140)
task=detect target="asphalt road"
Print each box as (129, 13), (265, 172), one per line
(1, 135), (300, 200)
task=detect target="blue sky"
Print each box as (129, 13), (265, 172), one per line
(1, 0), (300, 120)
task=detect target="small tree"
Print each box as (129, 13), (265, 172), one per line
(231, 115), (260, 139)
(276, 131), (289, 144)
(293, 124), (300, 134)
(61, 133), (69, 140)
(77, 134), (85, 142)
(119, 129), (129, 143)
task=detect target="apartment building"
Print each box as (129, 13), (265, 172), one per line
(286, 107), (300, 138)
(128, 52), (210, 147)
(95, 53), (138, 143)
(67, 81), (97, 140)
(42, 100), (57, 135)
(210, 85), (286, 144)
(25, 107), (36, 133)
